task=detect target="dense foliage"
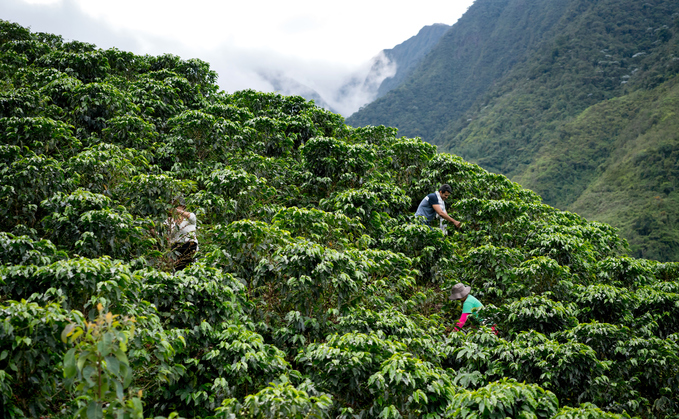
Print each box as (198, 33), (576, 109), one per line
(1, 20), (678, 419)
(347, 0), (679, 262)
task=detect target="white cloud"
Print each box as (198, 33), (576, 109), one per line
(1, 0), (475, 115)
(278, 14), (322, 35)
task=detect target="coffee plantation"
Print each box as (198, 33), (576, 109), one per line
(1, 20), (678, 419)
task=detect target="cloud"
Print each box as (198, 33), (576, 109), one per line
(0, 0), (413, 116)
(278, 15), (322, 35)
(332, 51), (398, 116)
(2, 0), (129, 47)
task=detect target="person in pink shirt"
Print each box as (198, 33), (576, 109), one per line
(449, 283), (496, 334)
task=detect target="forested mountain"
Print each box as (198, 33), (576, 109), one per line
(374, 23), (451, 99)
(347, 0), (679, 262)
(2, 19), (679, 419)
(266, 24), (449, 117)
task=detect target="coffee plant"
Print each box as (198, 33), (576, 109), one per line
(1, 20), (678, 418)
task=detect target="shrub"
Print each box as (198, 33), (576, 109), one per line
(34, 49), (110, 83)
(509, 256), (573, 300)
(66, 142), (149, 192)
(457, 245), (523, 304)
(271, 206), (365, 248)
(556, 322), (631, 360)
(215, 377), (332, 419)
(632, 287), (679, 338)
(68, 82), (134, 135)
(444, 378), (559, 418)
(115, 174), (196, 221)
(61, 304), (144, 419)
(607, 336), (679, 417)
(0, 116), (80, 157)
(0, 232), (65, 266)
(366, 352), (457, 418)
(167, 322), (290, 416)
(101, 114), (158, 149)
(301, 136), (376, 188)
(128, 76), (184, 124)
(595, 257), (656, 289)
(379, 221), (456, 283)
(321, 183), (410, 232)
(0, 257), (137, 312)
(195, 167), (274, 224)
(495, 331), (606, 404)
(254, 239), (369, 317)
(245, 116), (295, 157)
(0, 299), (75, 417)
(0, 149), (72, 230)
(485, 295), (578, 336)
(41, 189), (153, 259)
(552, 403), (631, 419)
(203, 220), (291, 280)
(138, 263), (246, 330)
(296, 332), (407, 408)
(159, 110), (244, 164)
(525, 230), (596, 273)
(652, 262), (679, 282)
(383, 137), (437, 187)
(574, 284), (635, 324)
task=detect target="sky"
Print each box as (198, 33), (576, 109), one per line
(1, 0), (475, 115)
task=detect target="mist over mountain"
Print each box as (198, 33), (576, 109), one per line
(268, 24), (450, 116)
(375, 23), (451, 99)
(259, 72), (338, 112)
(347, 0), (679, 262)
(347, 0), (571, 139)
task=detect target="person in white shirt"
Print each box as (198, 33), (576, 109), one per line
(165, 197), (198, 271)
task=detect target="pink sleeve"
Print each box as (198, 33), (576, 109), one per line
(455, 313), (470, 330)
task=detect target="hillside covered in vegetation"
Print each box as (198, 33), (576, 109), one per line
(374, 23), (451, 99)
(347, 0), (679, 262)
(1, 20), (679, 419)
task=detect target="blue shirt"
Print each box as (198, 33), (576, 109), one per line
(414, 192), (441, 223)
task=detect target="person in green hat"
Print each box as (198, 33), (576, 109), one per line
(449, 283), (495, 333)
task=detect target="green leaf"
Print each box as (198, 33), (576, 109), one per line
(105, 355), (120, 376)
(86, 400), (102, 419)
(115, 381), (124, 401)
(121, 363), (133, 388)
(64, 348), (77, 378)
(77, 351), (90, 372)
(113, 347), (129, 365)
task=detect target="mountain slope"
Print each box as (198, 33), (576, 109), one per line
(375, 23), (450, 99)
(347, 0), (679, 261)
(437, 0), (679, 173)
(563, 79), (679, 261)
(346, 0), (571, 139)
(263, 24), (450, 117)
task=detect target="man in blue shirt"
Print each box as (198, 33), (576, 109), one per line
(414, 184), (461, 230)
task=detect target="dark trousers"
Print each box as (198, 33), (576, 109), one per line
(171, 241), (197, 271)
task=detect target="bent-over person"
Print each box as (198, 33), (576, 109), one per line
(414, 184), (461, 233)
(166, 197), (198, 271)
(449, 283), (496, 334)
